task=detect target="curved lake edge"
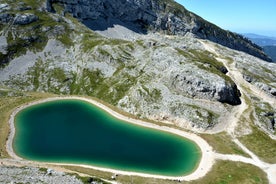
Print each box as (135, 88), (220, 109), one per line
(7, 96), (215, 181)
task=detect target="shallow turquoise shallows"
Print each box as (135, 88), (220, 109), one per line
(13, 99), (201, 176)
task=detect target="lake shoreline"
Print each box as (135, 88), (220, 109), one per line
(6, 96), (215, 181)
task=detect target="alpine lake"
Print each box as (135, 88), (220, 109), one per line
(13, 99), (201, 176)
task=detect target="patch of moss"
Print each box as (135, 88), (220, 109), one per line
(70, 68), (105, 96)
(75, 175), (110, 184)
(96, 73), (137, 105)
(138, 85), (162, 103)
(58, 33), (73, 47)
(21, 0), (45, 9)
(176, 48), (234, 85)
(82, 37), (104, 52)
(189, 104), (218, 125)
(27, 59), (45, 90)
(64, 160), (268, 184)
(52, 2), (65, 14)
(81, 33), (130, 52)
(188, 161), (268, 184)
(201, 133), (249, 156)
(239, 124), (276, 163)
(50, 68), (68, 82)
(38, 167), (48, 173)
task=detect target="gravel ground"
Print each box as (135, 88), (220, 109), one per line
(0, 165), (83, 184)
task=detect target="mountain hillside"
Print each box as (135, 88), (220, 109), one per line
(243, 33), (276, 46)
(46, 0), (271, 62)
(244, 33), (276, 62)
(0, 0), (276, 183)
(263, 45), (276, 62)
(0, 0), (275, 131)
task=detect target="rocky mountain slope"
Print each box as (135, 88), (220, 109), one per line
(1, 0), (276, 183)
(46, 0), (271, 62)
(0, 0), (275, 132)
(243, 33), (276, 47)
(243, 33), (276, 62)
(263, 45), (276, 62)
(0, 166), (83, 184)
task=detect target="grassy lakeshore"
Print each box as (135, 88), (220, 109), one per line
(63, 160), (268, 184)
(200, 133), (250, 157)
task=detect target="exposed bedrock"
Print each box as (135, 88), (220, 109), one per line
(170, 69), (241, 105)
(45, 0), (271, 62)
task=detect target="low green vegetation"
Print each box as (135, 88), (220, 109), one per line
(75, 175), (110, 184)
(63, 166), (113, 181)
(0, 0), (74, 66)
(236, 94), (276, 163)
(137, 85), (162, 103)
(188, 49), (225, 71)
(64, 160), (268, 184)
(95, 72), (137, 105)
(38, 167), (48, 173)
(200, 133), (249, 157)
(156, 0), (191, 18)
(188, 161), (268, 184)
(176, 48), (233, 85)
(81, 33), (130, 52)
(239, 125), (276, 163)
(23, 60), (69, 94)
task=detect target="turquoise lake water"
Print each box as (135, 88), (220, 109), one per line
(13, 99), (201, 176)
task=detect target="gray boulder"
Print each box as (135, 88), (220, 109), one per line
(14, 13), (38, 25)
(0, 3), (10, 13)
(255, 82), (276, 97)
(0, 13), (12, 23)
(170, 68), (241, 105)
(243, 74), (253, 83)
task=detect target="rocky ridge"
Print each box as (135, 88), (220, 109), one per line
(46, 0), (271, 62)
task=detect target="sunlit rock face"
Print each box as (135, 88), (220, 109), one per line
(46, 0), (270, 61)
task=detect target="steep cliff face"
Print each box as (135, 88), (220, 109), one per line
(46, 0), (271, 61)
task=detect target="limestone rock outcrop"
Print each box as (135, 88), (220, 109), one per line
(171, 71), (241, 105)
(46, 0), (271, 62)
(14, 13), (38, 25)
(0, 13), (38, 25)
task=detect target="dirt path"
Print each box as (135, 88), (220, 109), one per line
(200, 41), (276, 184)
(218, 58), (276, 105)
(214, 147), (276, 184)
(217, 51), (276, 184)
(214, 59), (276, 183)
